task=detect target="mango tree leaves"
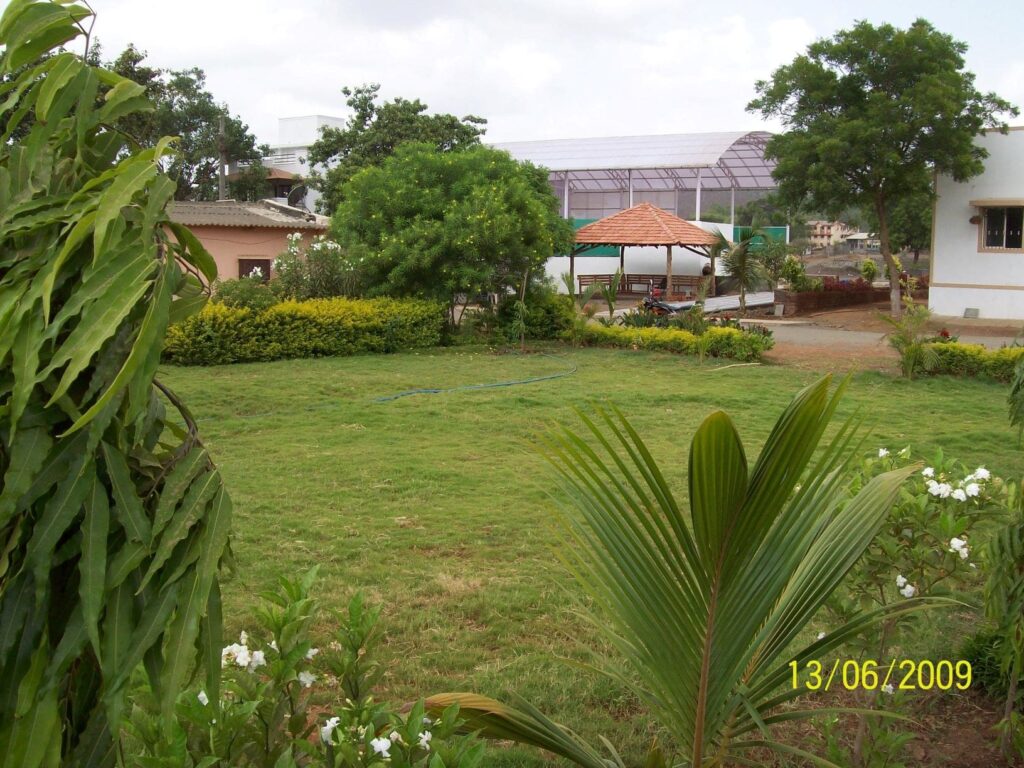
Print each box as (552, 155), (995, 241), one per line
(0, 2), (230, 764)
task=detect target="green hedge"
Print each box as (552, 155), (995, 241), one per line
(580, 324), (774, 362)
(164, 298), (447, 365)
(927, 342), (1024, 382)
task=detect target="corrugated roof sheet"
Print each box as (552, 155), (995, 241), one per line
(575, 203), (718, 247)
(168, 200), (328, 230)
(493, 130), (777, 192)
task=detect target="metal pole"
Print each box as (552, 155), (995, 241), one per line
(666, 245), (673, 300)
(627, 169), (633, 207)
(218, 113), (227, 201)
(730, 187), (736, 228)
(563, 172), (570, 219)
(695, 168), (702, 221)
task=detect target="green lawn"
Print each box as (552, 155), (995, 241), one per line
(160, 347), (1023, 765)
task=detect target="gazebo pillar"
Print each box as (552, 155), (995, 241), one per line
(665, 244), (673, 300)
(619, 246), (625, 274)
(569, 253), (575, 294)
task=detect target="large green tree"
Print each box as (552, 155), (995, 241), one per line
(0, 2), (231, 762)
(308, 83), (487, 214)
(748, 19), (1016, 315)
(331, 143), (573, 324)
(107, 44), (267, 201)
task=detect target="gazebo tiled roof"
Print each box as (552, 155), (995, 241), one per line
(575, 203), (719, 248)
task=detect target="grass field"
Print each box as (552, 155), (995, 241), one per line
(160, 347), (1024, 765)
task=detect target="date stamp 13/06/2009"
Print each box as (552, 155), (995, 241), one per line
(790, 659), (972, 692)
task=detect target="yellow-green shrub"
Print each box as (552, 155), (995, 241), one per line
(580, 324), (773, 361)
(164, 298), (446, 365)
(927, 342), (1024, 382)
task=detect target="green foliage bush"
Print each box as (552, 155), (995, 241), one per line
(496, 289), (575, 341)
(927, 342), (1024, 382)
(164, 298), (446, 365)
(580, 324), (774, 361)
(213, 276), (279, 311)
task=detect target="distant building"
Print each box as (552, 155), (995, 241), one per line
(493, 131), (779, 287)
(844, 232), (880, 253)
(806, 220), (857, 249)
(931, 127), (1024, 320)
(242, 116), (347, 212)
(168, 199), (329, 283)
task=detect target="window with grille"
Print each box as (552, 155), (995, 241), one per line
(983, 207), (1024, 250)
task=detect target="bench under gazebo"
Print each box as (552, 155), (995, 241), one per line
(570, 202), (721, 300)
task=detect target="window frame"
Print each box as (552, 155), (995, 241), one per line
(978, 205), (1024, 253)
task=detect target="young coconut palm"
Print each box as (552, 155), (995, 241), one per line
(429, 376), (942, 767)
(718, 230), (767, 316)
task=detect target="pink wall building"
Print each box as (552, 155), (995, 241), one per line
(168, 200), (329, 282)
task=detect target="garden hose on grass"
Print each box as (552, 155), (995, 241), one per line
(375, 351), (577, 402)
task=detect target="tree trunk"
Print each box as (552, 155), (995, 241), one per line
(875, 196), (901, 318)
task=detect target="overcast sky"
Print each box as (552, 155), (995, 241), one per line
(26, 0), (1024, 146)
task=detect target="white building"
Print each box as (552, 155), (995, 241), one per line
(931, 127), (1024, 320)
(261, 115), (346, 211)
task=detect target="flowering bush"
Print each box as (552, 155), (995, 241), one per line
(822, 448), (1008, 765)
(272, 233), (360, 300)
(125, 571), (484, 767)
(164, 297), (447, 365)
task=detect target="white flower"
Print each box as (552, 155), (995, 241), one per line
(969, 562), (978, 569)
(248, 650), (266, 671)
(817, 631), (827, 641)
(921, 467), (935, 478)
(949, 537), (967, 552)
(895, 574), (908, 588)
(221, 643), (251, 668)
(928, 482), (952, 498)
(422, 717), (432, 725)
(974, 467), (990, 481)
(389, 730), (402, 743)
(197, 690), (209, 706)
(239, 631), (249, 646)
(951, 488), (967, 502)
(248, 267), (263, 279)
(418, 730), (432, 750)
(298, 671), (316, 688)
(965, 482), (980, 497)
(269, 640), (278, 652)
(882, 683), (895, 695)
(370, 737), (392, 758)
(878, 448), (890, 458)
(306, 647), (320, 660)
(321, 716), (341, 743)
(898, 447), (910, 457)
(958, 547), (969, 560)
(900, 583), (918, 598)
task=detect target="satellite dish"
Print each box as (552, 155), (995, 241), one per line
(286, 184), (308, 210)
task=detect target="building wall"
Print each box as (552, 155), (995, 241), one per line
(181, 226), (322, 283)
(263, 116), (347, 213)
(931, 127), (1024, 320)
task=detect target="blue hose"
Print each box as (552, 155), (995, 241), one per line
(375, 352), (577, 402)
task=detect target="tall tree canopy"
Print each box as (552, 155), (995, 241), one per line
(331, 143), (573, 324)
(108, 44), (267, 201)
(748, 18), (1016, 314)
(308, 83), (487, 214)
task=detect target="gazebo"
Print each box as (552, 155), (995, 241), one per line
(571, 203), (721, 299)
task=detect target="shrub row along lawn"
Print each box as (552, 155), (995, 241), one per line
(160, 347), (1024, 767)
(928, 341), (1024, 381)
(163, 297), (447, 365)
(581, 323), (774, 361)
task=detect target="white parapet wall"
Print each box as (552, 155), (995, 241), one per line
(931, 127), (1024, 321)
